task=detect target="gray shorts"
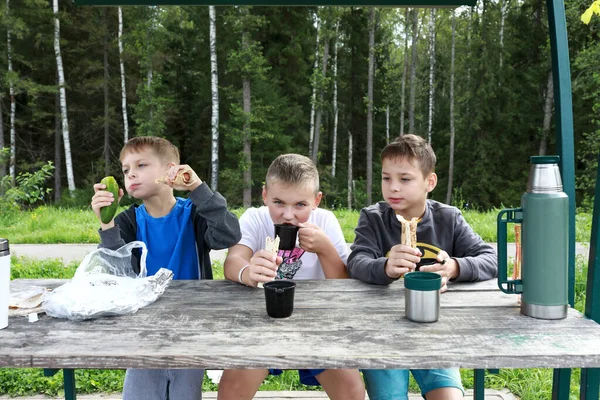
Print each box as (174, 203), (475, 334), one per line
(122, 368), (204, 400)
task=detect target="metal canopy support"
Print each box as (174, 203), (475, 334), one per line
(546, 0), (575, 398)
(581, 153), (600, 399)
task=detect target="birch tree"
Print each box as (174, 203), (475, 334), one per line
(408, 9), (418, 135)
(499, 0), (509, 70)
(331, 20), (339, 177)
(103, 8), (110, 176)
(53, 0), (75, 192)
(7, 0), (15, 184)
(308, 11), (320, 154)
(209, 5), (219, 191)
(118, 7), (129, 143)
(399, 8), (409, 136)
(242, 20), (252, 207)
(366, 7), (375, 205)
(311, 13), (331, 164)
(427, 9), (436, 145)
(54, 88), (62, 202)
(445, 11), (456, 205)
(347, 131), (353, 210)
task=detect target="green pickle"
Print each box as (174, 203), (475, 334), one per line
(99, 176), (120, 224)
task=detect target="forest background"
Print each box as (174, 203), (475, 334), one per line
(0, 0), (598, 212)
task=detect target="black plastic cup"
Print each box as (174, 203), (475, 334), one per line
(264, 280), (296, 318)
(274, 224), (300, 250)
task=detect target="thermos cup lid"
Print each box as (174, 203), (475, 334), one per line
(404, 272), (441, 291)
(530, 155), (559, 164)
(0, 238), (9, 256)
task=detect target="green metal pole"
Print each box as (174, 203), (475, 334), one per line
(580, 153), (600, 399)
(546, 0), (575, 399)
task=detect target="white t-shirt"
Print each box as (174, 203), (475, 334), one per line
(238, 206), (348, 280)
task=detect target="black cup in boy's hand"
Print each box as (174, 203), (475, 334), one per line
(274, 224), (300, 250)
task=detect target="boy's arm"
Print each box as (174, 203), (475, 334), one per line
(223, 244), (255, 286)
(189, 183), (242, 250)
(452, 212), (498, 282)
(347, 210), (396, 285)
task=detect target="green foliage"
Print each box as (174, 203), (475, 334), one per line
(0, 161), (54, 209)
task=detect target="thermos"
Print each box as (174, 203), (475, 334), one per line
(497, 156), (568, 320)
(0, 238), (10, 329)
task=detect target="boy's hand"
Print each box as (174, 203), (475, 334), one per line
(385, 244), (421, 279)
(164, 165), (202, 192)
(297, 223), (332, 254)
(418, 250), (459, 292)
(247, 250), (283, 286)
(91, 183), (124, 230)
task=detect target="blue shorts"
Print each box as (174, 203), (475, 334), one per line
(361, 368), (464, 400)
(269, 369), (325, 386)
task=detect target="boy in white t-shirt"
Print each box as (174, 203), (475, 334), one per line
(217, 154), (365, 400)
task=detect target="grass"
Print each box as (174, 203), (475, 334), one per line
(2, 254), (594, 398)
(0, 205), (593, 244)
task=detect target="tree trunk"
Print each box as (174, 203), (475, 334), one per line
(311, 32), (330, 164)
(366, 7), (375, 206)
(53, 0), (75, 192)
(0, 99), (5, 185)
(118, 7), (129, 143)
(386, 105), (390, 144)
(309, 13), (320, 154)
(399, 8), (409, 136)
(347, 131), (353, 210)
(445, 12), (456, 205)
(209, 5), (220, 191)
(466, 7), (473, 115)
(103, 8), (110, 177)
(331, 21), (339, 178)
(54, 88), (62, 203)
(408, 9), (418, 136)
(242, 27), (252, 208)
(7, 0), (15, 185)
(539, 71), (554, 156)
(427, 9), (436, 145)
(499, 0), (508, 70)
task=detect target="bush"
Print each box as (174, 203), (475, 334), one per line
(0, 161), (55, 209)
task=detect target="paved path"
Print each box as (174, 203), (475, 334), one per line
(0, 388), (516, 400)
(10, 242), (591, 265)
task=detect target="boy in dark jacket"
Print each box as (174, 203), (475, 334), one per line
(348, 134), (497, 400)
(91, 136), (241, 400)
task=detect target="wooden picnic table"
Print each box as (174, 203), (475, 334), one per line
(2, 278), (600, 371)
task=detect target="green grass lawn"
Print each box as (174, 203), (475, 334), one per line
(0, 205), (593, 244)
(2, 254), (593, 398)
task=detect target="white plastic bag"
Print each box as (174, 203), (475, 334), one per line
(43, 241), (173, 321)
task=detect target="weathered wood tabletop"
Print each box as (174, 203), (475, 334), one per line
(2, 278), (600, 370)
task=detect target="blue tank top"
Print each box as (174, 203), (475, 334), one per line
(135, 198), (200, 280)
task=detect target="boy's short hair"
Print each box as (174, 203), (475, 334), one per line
(266, 154), (319, 193)
(381, 134), (436, 177)
(120, 136), (180, 165)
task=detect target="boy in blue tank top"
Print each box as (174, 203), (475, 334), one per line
(91, 136), (241, 400)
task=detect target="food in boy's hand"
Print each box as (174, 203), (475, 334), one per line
(155, 166), (197, 187)
(397, 215), (418, 248)
(257, 236), (280, 288)
(265, 235), (280, 256)
(99, 176), (120, 224)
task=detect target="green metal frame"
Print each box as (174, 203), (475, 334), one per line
(75, 0), (476, 5)
(68, 0), (597, 398)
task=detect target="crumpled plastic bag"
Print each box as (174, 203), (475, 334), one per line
(43, 241), (173, 321)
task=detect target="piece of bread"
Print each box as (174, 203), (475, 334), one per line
(265, 235), (280, 256)
(155, 167), (196, 187)
(397, 215), (418, 248)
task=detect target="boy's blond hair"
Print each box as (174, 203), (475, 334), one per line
(120, 136), (180, 164)
(266, 154), (319, 194)
(381, 134), (436, 177)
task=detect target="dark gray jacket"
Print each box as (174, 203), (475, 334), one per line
(98, 183), (241, 279)
(347, 200), (497, 285)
